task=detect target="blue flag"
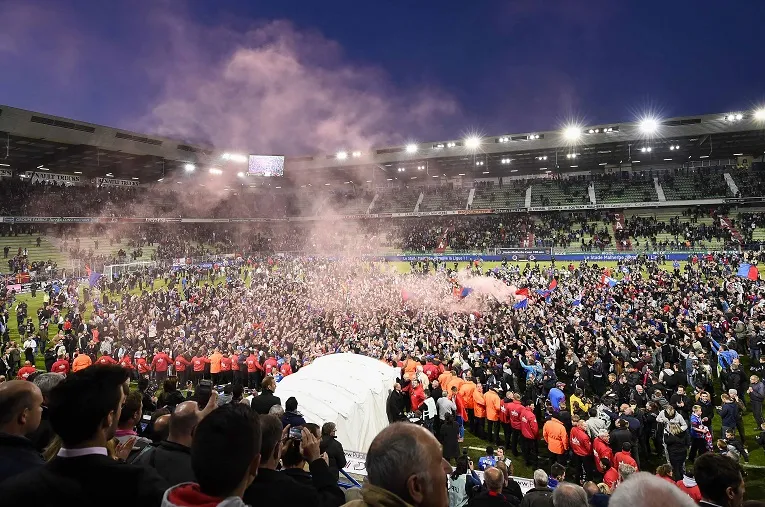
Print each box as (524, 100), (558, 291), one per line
(88, 272), (102, 288)
(460, 287), (474, 298)
(513, 299), (528, 310)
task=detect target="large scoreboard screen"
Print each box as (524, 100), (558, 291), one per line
(248, 155), (285, 177)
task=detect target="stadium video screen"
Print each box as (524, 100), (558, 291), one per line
(248, 155), (285, 177)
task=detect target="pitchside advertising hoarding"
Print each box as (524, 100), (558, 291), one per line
(341, 450), (534, 494)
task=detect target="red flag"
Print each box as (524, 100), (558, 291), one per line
(515, 287), (530, 298)
(548, 279), (558, 291)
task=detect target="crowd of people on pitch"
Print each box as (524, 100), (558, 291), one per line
(2, 249), (765, 504)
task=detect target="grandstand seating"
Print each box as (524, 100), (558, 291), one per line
(659, 169), (728, 201)
(530, 180), (590, 207)
(418, 187), (469, 212)
(470, 183), (526, 209)
(594, 177), (657, 204)
(371, 189), (420, 213)
(729, 167), (765, 197)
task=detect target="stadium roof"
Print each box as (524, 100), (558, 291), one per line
(1, 104), (764, 185)
(291, 110), (765, 182)
(0, 104), (216, 181)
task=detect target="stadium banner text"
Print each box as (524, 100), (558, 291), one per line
(94, 177), (140, 187)
(0, 168), (12, 178)
(22, 171), (84, 185)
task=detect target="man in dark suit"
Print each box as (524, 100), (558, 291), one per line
(243, 414), (344, 507)
(0, 365), (167, 507)
(0, 380), (45, 483)
(250, 375), (281, 415)
(695, 453), (746, 507)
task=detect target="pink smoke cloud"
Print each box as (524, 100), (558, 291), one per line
(136, 12), (460, 155)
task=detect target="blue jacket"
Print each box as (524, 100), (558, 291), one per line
(720, 402), (738, 428)
(281, 411), (307, 429)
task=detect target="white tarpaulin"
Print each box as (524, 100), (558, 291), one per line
(274, 353), (398, 454)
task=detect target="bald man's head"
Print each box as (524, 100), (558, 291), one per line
(610, 472), (696, 507)
(170, 401), (202, 439)
(366, 423), (448, 507)
(0, 380), (44, 435)
(484, 467), (504, 493)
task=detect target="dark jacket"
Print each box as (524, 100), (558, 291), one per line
(440, 421), (460, 460)
(0, 433), (44, 484)
(469, 490), (520, 507)
(281, 411), (307, 429)
(157, 390), (186, 410)
(609, 428), (632, 454)
(750, 382), (765, 404)
(664, 431), (689, 462)
(25, 406), (54, 452)
(519, 487), (553, 507)
(250, 391), (282, 415)
(386, 390), (407, 423)
(133, 440), (195, 486)
(720, 402), (738, 428)
(0, 453), (167, 507)
(243, 459), (345, 507)
(319, 435), (347, 478)
(504, 479), (524, 504)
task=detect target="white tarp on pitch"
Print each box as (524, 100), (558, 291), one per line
(274, 353), (398, 454)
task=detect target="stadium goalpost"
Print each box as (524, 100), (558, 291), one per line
(102, 261), (157, 281)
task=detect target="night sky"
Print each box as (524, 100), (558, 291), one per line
(1, 0), (764, 154)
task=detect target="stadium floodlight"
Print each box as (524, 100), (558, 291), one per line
(639, 118), (659, 134)
(465, 136), (481, 149)
(157, 178), (164, 182)
(336, 151), (348, 160)
(237, 172), (245, 178)
(209, 168), (222, 175)
(184, 163), (196, 172)
(446, 142), (456, 148)
(563, 126), (581, 141)
(405, 143), (418, 154)
(735, 113), (743, 121)
(754, 108), (765, 121)
(351, 151), (362, 158)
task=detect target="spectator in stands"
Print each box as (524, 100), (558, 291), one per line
(282, 396), (307, 428)
(519, 469), (553, 507)
(320, 421), (347, 478)
(161, 403), (261, 507)
(695, 453), (746, 507)
(609, 472), (696, 507)
(675, 465), (702, 503)
(0, 379), (44, 483)
(582, 482), (609, 507)
(157, 378), (186, 411)
(0, 365), (167, 506)
(551, 483), (587, 507)
(344, 422), (449, 507)
(115, 391), (153, 461)
(134, 399), (215, 485)
(469, 466), (515, 507)
(250, 375), (281, 415)
(243, 414), (344, 507)
(27, 372), (63, 452)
